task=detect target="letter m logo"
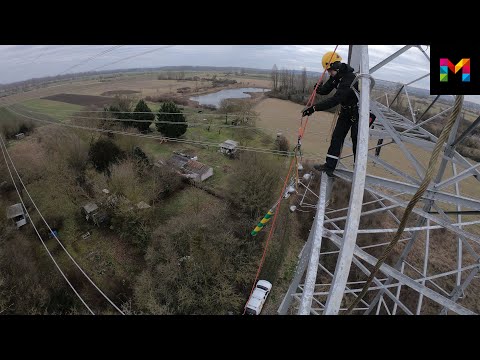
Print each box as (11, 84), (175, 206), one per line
(440, 58), (470, 82)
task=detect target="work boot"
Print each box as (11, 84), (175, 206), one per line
(313, 163), (334, 177)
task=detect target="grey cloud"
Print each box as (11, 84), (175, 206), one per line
(0, 45), (478, 105)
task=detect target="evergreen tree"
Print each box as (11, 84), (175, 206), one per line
(132, 99), (155, 132)
(156, 102), (187, 138)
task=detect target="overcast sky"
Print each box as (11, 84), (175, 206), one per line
(1, 45), (479, 104)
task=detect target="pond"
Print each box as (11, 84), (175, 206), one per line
(189, 87), (270, 108)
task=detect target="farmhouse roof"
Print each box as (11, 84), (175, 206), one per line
(183, 160), (212, 176)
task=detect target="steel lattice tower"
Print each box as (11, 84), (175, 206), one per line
(279, 45), (480, 315)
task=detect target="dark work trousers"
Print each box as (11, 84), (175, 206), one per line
(325, 107), (359, 171)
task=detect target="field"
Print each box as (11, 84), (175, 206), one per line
(42, 93), (113, 107)
(0, 72), (271, 108)
(254, 98), (480, 198)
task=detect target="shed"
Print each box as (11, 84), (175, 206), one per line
(15, 133), (25, 140)
(82, 202), (98, 217)
(167, 154), (191, 169)
(219, 139), (239, 156)
(183, 160), (213, 182)
(81, 202), (109, 226)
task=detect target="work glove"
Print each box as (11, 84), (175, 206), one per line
(302, 105), (315, 117)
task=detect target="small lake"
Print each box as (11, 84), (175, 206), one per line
(189, 87), (270, 108)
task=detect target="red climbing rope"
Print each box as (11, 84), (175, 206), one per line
(299, 45), (339, 142)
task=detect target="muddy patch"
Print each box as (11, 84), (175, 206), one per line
(42, 93), (113, 106)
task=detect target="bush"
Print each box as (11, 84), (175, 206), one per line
(8, 140), (48, 184)
(133, 202), (259, 314)
(106, 95), (134, 127)
(132, 146), (150, 168)
(110, 206), (152, 251)
(108, 160), (143, 201)
(275, 134), (290, 153)
(0, 224), (77, 314)
(147, 165), (185, 204)
(228, 152), (282, 220)
(88, 138), (124, 174)
(106, 105), (133, 128)
(0, 108), (36, 139)
(145, 95), (188, 106)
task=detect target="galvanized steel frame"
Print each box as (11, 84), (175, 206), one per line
(278, 44), (480, 315)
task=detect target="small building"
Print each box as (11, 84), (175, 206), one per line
(166, 153), (213, 182)
(183, 160), (213, 182)
(15, 133), (25, 140)
(219, 139), (239, 157)
(82, 202), (98, 220)
(6, 203), (27, 229)
(167, 154), (191, 169)
(81, 202), (108, 227)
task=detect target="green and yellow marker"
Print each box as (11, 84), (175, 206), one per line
(251, 209), (275, 236)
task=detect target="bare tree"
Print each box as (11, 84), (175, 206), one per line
(301, 67), (307, 94)
(288, 70), (295, 94)
(280, 68), (289, 93)
(271, 64), (278, 91)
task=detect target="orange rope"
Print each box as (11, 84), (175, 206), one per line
(299, 45), (339, 142)
(243, 155), (297, 314)
(243, 45), (340, 314)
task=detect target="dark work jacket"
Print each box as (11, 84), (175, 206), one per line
(313, 63), (359, 113)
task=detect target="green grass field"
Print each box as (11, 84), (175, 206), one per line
(141, 110), (278, 189)
(19, 99), (85, 122)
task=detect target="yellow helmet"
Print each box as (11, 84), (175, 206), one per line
(322, 51), (342, 70)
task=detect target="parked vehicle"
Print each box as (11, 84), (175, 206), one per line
(245, 280), (272, 315)
(6, 203), (28, 229)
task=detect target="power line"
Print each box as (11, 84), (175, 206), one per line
(0, 132), (125, 315)
(1, 45), (172, 108)
(14, 106), (264, 128)
(58, 45), (124, 76)
(0, 136), (94, 315)
(0, 80), (100, 109)
(14, 105), (330, 139)
(90, 45), (175, 73)
(12, 107), (261, 117)
(8, 106), (325, 159)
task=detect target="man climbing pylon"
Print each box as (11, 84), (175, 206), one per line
(302, 51), (375, 177)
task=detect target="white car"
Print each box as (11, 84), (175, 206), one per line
(245, 280), (272, 315)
